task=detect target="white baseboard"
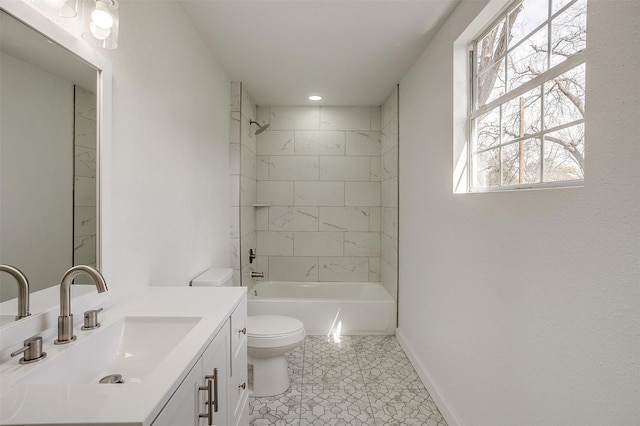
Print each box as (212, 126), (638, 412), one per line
(396, 328), (461, 426)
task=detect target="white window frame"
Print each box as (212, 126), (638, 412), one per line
(467, 0), (587, 192)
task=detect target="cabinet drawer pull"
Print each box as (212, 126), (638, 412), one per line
(239, 382), (246, 390)
(198, 377), (213, 425)
(239, 327), (246, 335)
(213, 368), (219, 413)
(203, 368), (219, 415)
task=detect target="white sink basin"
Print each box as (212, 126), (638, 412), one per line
(18, 316), (201, 385)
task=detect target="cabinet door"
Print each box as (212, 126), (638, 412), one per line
(229, 346), (249, 426)
(230, 297), (247, 373)
(229, 297), (249, 426)
(152, 358), (201, 426)
(201, 320), (230, 426)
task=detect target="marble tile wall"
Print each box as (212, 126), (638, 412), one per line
(229, 81), (259, 286)
(230, 82), (241, 285)
(381, 86), (399, 301)
(253, 106), (383, 283)
(73, 86), (97, 272)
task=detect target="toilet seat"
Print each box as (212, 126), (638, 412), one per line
(247, 315), (305, 349)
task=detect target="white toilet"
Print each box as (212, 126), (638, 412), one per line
(246, 314), (304, 396)
(191, 268), (305, 397)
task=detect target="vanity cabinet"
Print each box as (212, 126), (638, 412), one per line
(201, 319), (230, 426)
(152, 297), (247, 426)
(151, 357), (203, 426)
(228, 299), (249, 426)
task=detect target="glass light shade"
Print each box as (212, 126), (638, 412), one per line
(91, 1), (113, 29)
(32, 0), (78, 18)
(82, 0), (119, 49)
(309, 95), (322, 101)
(90, 22), (111, 40)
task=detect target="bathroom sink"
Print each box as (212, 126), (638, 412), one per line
(18, 316), (201, 385)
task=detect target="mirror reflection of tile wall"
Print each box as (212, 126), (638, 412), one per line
(73, 86), (97, 272)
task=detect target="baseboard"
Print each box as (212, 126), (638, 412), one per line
(396, 328), (462, 426)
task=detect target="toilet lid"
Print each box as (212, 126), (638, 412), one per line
(247, 315), (304, 338)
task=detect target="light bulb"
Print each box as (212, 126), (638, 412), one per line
(90, 21), (111, 40)
(309, 95), (322, 101)
(91, 1), (113, 29)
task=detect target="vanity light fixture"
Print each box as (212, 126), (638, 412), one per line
(308, 95), (322, 101)
(32, 0), (78, 18)
(82, 0), (119, 49)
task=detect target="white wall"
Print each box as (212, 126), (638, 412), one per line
(100, 1), (231, 298)
(0, 52), (73, 300)
(398, 1), (640, 425)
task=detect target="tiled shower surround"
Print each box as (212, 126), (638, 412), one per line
(253, 105), (383, 284)
(230, 82), (399, 296)
(380, 87), (399, 301)
(230, 82), (259, 286)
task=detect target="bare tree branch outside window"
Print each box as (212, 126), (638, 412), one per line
(471, 0), (587, 189)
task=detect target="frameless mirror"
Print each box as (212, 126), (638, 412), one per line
(0, 6), (107, 326)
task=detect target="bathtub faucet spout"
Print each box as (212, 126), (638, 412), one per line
(251, 271), (264, 278)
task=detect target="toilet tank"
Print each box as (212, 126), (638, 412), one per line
(190, 268), (233, 287)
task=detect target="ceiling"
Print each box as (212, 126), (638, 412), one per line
(180, 0), (459, 107)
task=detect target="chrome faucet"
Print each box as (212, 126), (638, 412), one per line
(0, 265), (30, 320)
(55, 265), (108, 345)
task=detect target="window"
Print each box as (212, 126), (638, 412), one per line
(469, 0), (587, 190)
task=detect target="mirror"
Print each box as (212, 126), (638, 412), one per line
(0, 4), (110, 326)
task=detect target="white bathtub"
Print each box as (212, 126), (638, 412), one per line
(247, 281), (396, 335)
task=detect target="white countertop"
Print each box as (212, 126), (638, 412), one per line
(0, 286), (246, 425)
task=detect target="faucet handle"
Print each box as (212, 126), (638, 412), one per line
(10, 336), (46, 364)
(82, 307), (103, 330)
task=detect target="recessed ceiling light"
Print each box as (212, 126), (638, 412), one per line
(308, 95), (322, 101)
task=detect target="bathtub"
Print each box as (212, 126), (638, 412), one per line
(247, 281), (396, 335)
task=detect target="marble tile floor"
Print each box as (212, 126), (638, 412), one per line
(249, 335), (448, 426)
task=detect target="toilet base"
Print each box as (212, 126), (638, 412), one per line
(248, 354), (290, 397)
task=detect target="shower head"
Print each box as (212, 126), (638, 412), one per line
(250, 120), (270, 135)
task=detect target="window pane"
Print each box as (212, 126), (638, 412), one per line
(477, 18), (506, 74)
(507, 26), (548, 91)
(502, 139), (542, 185)
(476, 148), (501, 187)
(501, 87), (542, 142)
(508, 0), (550, 48)
(552, 0), (575, 15)
(501, 143), (519, 185)
(550, 0), (587, 67)
(543, 123), (584, 181)
(522, 138), (542, 183)
(543, 63), (585, 130)
(477, 60), (506, 107)
(476, 107), (501, 151)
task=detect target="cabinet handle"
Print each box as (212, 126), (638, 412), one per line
(213, 368), (219, 413)
(205, 368), (219, 414)
(239, 382), (246, 390)
(198, 377), (213, 425)
(239, 327), (246, 335)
